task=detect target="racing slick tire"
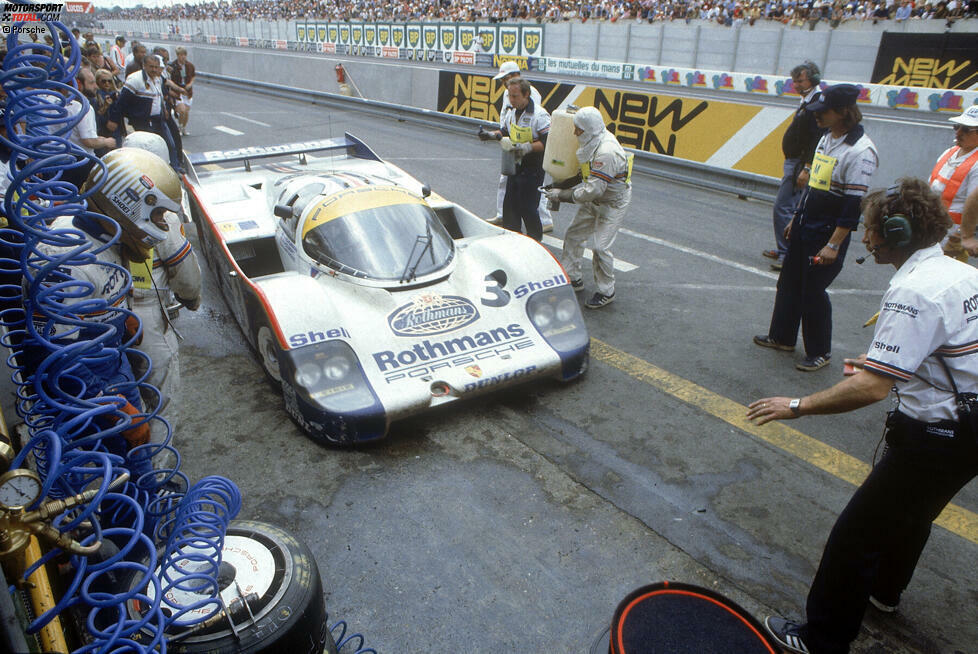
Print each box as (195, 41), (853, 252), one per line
(255, 321), (284, 388)
(150, 520), (336, 654)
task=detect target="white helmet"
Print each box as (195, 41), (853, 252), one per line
(122, 131), (169, 163)
(85, 148), (182, 247)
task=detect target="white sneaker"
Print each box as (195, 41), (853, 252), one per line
(180, 126), (188, 136)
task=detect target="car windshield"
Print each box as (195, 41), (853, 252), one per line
(301, 188), (454, 281)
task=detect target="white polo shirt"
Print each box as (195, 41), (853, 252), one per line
(930, 145), (978, 220)
(66, 100), (98, 156)
(864, 244), (978, 422)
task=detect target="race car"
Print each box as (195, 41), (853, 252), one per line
(182, 134), (589, 444)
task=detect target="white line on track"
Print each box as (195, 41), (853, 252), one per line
(621, 227), (779, 279)
(659, 283), (882, 296)
(214, 125), (245, 136)
(541, 235), (638, 272)
(618, 227), (883, 295)
(220, 112), (272, 127)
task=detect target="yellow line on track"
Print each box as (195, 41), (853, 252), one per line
(590, 338), (978, 546)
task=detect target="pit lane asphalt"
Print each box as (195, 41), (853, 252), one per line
(169, 82), (975, 653)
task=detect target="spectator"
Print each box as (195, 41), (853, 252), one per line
(110, 35), (127, 85)
(94, 69), (124, 149)
(63, 67), (117, 188)
(109, 54), (182, 171)
(86, 44), (119, 81)
(168, 47), (196, 136)
(124, 41), (146, 78)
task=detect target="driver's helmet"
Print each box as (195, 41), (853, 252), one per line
(122, 131), (169, 163)
(84, 147), (183, 247)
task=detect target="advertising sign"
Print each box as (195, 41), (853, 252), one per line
(458, 25), (477, 52)
(521, 26), (542, 57)
(423, 25), (438, 51)
(477, 25), (497, 55)
(498, 25), (519, 56)
(439, 25), (457, 51)
(871, 33), (978, 90)
(377, 24), (390, 47)
(391, 24), (405, 48)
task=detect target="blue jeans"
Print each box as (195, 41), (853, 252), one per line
(773, 158), (802, 260)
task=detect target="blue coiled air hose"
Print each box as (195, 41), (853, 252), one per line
(1, 18), (239, 653)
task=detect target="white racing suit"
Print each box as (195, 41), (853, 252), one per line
(128, 211), (201, 457)
(561, 118), (632, 297)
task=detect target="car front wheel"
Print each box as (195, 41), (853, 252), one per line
(256, 323), (283, 387)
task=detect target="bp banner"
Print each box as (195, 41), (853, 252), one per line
(498, 25), (519, 56)
(423, 24), (438, 51)
(521, 25), (542, 57)
(316, 23), (326, 43)
(458, 24), (477, 52)
(327, 24), (338, 44)
(407, 24), (421, 49)
(377, 23), (391, 47)
(390, 24), (405, 48)
(440, 24), (457, 51)
(477, 25), (497, 55)
(363, 24), (377, 47)
(341, 24), (353, 46)
(295, 23), (308, 42)
(871, 33), (978, 90)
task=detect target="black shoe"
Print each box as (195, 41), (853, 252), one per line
(869, 595), (899, 613)
(796, 354), (831, 371)
(570, 278), (584, 292)
(762, 249), (780, 260)
(764, 616), (810, 654)
(770, 261), (783, 271)
(753, 335), (794, 352)
(585, 292), (614, 309)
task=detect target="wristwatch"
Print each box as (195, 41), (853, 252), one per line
(789, 398), (802, 416)
(826, 243), (839, 251)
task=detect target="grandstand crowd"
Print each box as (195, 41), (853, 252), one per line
(96, 0), (978, 26)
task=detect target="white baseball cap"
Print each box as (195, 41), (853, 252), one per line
(949, 104), (978, 128)
(493, 61), (521, 80)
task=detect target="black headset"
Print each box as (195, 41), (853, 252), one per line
(800, 60), (821, 85)
(881, 184), (913, 248)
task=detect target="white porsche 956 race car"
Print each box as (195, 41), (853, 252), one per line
(183, 135), (589, 444)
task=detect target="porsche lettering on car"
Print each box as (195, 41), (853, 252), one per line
(182, 134), (589, 444)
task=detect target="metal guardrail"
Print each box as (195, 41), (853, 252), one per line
(201, 72), (780, 203)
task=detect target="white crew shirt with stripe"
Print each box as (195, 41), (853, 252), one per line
(864, 243), (978, 422)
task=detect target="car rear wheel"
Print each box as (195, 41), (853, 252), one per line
(256, 322), (283, 387)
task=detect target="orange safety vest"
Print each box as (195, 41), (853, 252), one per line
(930, 146), (978, 224)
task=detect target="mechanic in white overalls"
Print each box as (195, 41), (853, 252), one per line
(546, 107), (632, 309)
(122, 132), (202, 463)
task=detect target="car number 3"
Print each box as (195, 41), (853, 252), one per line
(481, 271), (510, 308)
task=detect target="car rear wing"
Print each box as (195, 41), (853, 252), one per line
(186, 133), (383, 171)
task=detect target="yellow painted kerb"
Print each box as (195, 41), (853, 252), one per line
(590, 338), (978, 546)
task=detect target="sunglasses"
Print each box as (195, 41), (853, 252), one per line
(953, 124), (977, 133)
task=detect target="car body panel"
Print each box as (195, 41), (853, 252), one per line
(183, 135), (589, 443)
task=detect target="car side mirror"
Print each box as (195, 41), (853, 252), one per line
(273, 204), (293, 220)
(420, 184), (431, 198)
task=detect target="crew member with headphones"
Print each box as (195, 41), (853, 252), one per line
(747, 177), (978, 654)
(754, 84), (878, 372)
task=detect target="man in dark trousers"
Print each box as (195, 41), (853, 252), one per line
(763, 61), (823, 271)
(748, 177), (978, 654)
(754, 84), (878, 372)
(497, 78), (550, 241)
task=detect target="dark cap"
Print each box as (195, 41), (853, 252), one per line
(807, 84), (860, 112)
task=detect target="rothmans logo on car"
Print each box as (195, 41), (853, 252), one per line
(388, 294), (480, 337)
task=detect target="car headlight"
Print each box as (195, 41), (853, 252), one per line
(323, 355), (352, 381)
(526, 285), (589, 355)
(287, 341), (376, 413)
